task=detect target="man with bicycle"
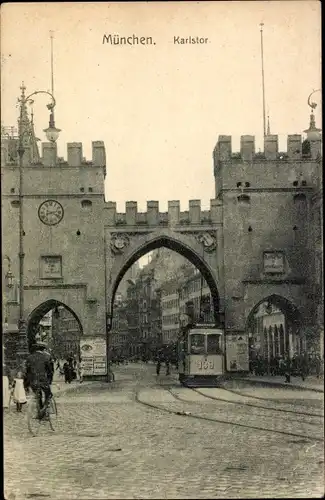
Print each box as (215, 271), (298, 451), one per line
(24, 341), (54, 419)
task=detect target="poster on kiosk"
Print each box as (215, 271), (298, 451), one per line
(226, 334), (249, 372)
(80, 337), (107, 376)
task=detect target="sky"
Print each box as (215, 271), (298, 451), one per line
(1, 1), (322, 214)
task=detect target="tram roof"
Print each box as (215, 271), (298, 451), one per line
(189, 326), (223, 335)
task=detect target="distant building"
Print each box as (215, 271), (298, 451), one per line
(52, 306), (81, 359)
(117, 262), (140, 300)
(179, 269), (214, 325)
(38, 310), (53, 346)
(161, 280), (180, 345)
(159, 267), (214, 346)
(111, 301), (129, 357)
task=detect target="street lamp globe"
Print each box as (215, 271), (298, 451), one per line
(44, 124), (61, 143)
(6, 269), (14, 288)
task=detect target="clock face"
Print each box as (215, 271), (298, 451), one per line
(38, 200), (64, 226)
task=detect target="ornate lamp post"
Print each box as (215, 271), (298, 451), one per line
(3, 255), (14, 291)
(16, 83), (60, 364)
(3, 255), (14, 372)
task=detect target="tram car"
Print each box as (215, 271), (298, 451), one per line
(177, 325), (225, 387)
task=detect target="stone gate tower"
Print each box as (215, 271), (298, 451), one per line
(213, 115), (322, 353)
(2, 98), (107, 358)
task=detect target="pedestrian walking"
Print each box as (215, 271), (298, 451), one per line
(270, 357), (277, 376)
(299, 352), (308, 381)
(164, 347), (171, 376)
(315, 354), (322, 379)
(63, 361), (72, 383)
(12, 369), (27, 412)
(3, 363), (11, 409)
(156, 349), (164, 375)
(78, 359), (84, 383)
(284, 354), (291, 383)
(278, 356), (285, 376)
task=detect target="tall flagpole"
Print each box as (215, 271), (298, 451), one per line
(260, 23), (266, 137)
(50, 30), (55, 97)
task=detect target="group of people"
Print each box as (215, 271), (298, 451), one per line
(3, 340), (54, 415)
(250, 351), (323, 383)
(3, 345), (85, 414)
(56, 355), (84, 384)
(155, 347), (175, 376)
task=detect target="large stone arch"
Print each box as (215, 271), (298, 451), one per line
(27, 299), (83, 352)
(105, 229), (222, 328)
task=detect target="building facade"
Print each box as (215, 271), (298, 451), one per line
(51, 306), (81, 360)
(161, 280), (180, 345)
(1, 87), (323, 369)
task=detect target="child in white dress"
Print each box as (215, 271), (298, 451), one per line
(12, 370), (27, 412)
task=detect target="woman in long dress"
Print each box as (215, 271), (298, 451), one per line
(78, 360), (84, 383)
(3, 364), (11, 408)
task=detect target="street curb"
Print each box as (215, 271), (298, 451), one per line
(232, 377), (324, 393)
(52, 381), (96, 397)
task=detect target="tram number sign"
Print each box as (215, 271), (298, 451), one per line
(197, 360), (214, 370)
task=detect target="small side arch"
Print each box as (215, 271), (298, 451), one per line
(27, 299), (83, 352)
(246, 294), (302, 359)
(246, 294), (301, 329)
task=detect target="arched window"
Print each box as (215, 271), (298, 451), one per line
(263, 327), (268, 358)
(274, 325), (279, 357)
(81, 199), (92, 209)
(237, 194), (250, 204)
(269, 326), (274, 358)
(293, 192), (307, 204)
(279, 324), (285, 356)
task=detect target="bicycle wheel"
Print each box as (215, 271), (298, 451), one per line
(48, 396), (58, 431)
(27, 397), (41, 436)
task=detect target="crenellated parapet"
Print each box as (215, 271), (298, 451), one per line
(213, 133), (322, 167)
(1, 138), (106, 168)
(1, 139), (106, 196)
(104, 199), (222, 227)
(43, 140), (106, 167)
(213, 133), (322, 195)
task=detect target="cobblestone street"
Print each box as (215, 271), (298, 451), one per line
(4, 364), (324, 499)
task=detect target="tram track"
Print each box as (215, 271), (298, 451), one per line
(168, 387), (321, 427)
(135, 384), (324, 443)
(190, 386), (323, 419)
(218, 382), (324, 414)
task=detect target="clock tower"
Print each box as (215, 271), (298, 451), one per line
(1, 102), (107, 356)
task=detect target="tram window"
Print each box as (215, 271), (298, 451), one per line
(190, 334), (205, 354)
(207, 334), (222, 354)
